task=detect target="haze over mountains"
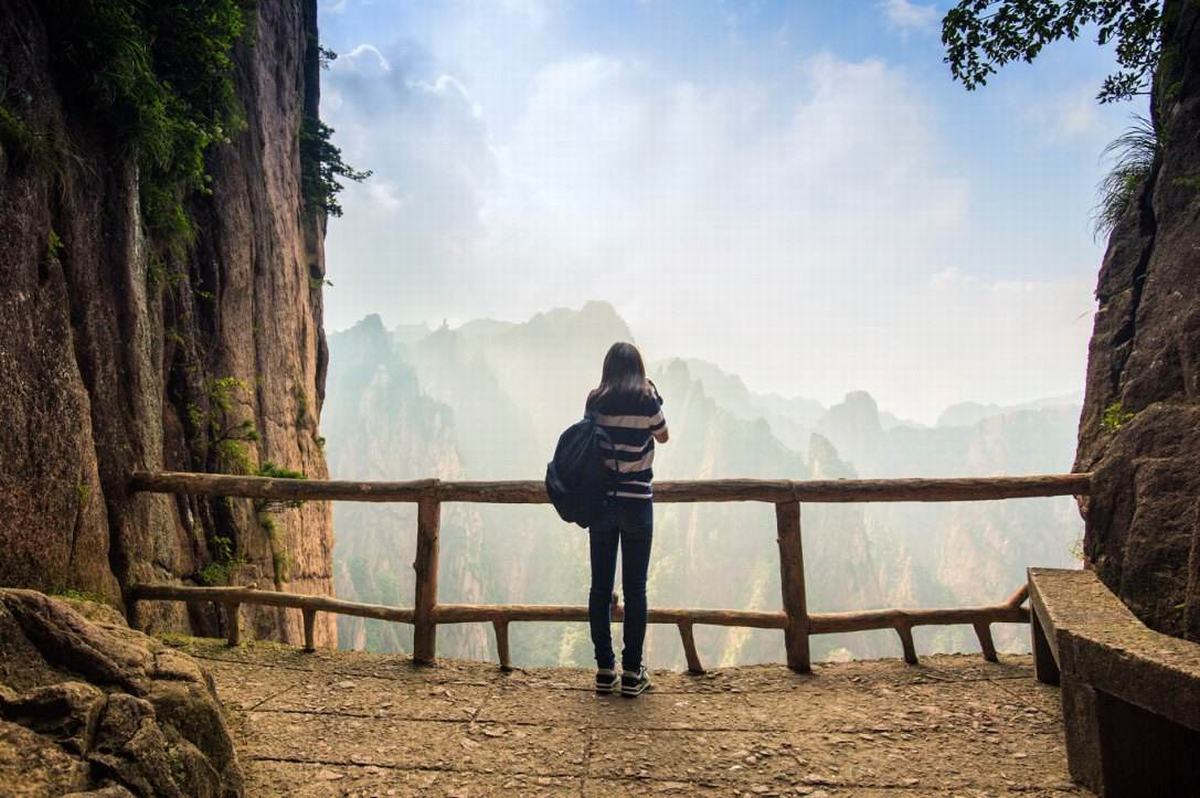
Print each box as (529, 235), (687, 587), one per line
(323, 301), (1082, 668)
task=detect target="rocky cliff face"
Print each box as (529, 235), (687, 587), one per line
(1075, 0), (1200, 642)
(0, 0), (335, 646)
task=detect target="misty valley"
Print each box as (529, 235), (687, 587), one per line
(322, 301), (1082, 669)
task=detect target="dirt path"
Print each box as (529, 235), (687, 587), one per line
(174, 639), (1086, 797)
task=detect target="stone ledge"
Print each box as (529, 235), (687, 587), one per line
(1028, 568), (1200, 796)
(1028, 567), (1200, 731)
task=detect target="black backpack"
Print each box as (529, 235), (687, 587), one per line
(545, 414), (613, 528)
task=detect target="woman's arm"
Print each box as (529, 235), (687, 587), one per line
(647, 380), (668, 443)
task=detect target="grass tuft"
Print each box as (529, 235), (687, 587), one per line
(1093, 115), (1159, 238)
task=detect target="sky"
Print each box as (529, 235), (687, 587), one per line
(316, 0), (1140, 424)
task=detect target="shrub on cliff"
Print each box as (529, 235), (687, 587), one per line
(41, 0), (249, 254)
(1093, 115), (1159, 237)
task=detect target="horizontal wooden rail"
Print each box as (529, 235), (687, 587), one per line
(130, 470), (1091, 504)
(432, 603), (787, 628)
(130, 583), (1028, 669)
(808, 605), (1029, 633)
(131, 584), (415, 624)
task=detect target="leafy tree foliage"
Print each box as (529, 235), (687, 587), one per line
(301, 48), (370, 217)
(300, 116), (371, 218)
(942, 0), (1162, 103)
(42, 0), (251, 251)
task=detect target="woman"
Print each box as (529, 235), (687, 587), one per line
(585, 342), (669, 697)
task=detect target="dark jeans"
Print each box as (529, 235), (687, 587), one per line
(588, 498), (654, 671)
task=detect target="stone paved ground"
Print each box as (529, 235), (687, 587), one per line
(172, 638), (1088, 797)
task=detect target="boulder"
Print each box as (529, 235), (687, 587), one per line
(0, 590), (242, 797)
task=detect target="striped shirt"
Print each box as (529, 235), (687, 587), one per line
(588, 389), (667, 500)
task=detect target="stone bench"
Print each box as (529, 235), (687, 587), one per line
(1028, 568), (1200, 796)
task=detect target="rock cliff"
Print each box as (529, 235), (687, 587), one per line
(1075, 0), (1200, 641)
(0, 0), (335, 645)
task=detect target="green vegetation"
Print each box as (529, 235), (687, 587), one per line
(7, 2), (365, 259)
(197, 533), (244, 586)
(294, 387), (311, 427)
(197, 561), (232, 586)
(261, 514), (291, 585)
(46, 229), (63, 262)
(50, 586), (108, 604)
(147, 255), (186, 289)
(1102, 401), (1135, 431)
(210, 534), (236, 564)
(318, 45), (339, 70)
(300, 43), (369, 217)
(1094, 115), (1159, 237)
(256, 461), (306, 480)
(251, 461), (306, 585)
(300, 116), (371, 217)
(0, 103), (56, 168)
(942, 0), (1162, 103)
(272, 548), (292, 583)
(188, 376), (259, 474)
(41, 0), (252, 256)
(1172, 174), (1200, 193)
(254, 460), (306, 511)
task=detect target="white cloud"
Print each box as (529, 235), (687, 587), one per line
(365, 180), (409, 211)
(475, 52), (968, 291)
(1024, 89), (1105, 143)
(338, 44), (391, 74)
(321, 34), (1097, 422)
(322, 43), (498, 320)
(496, 0), (550, 27)
(881, 0), (938, 34)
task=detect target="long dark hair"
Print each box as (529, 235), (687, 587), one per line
(587, 342), (649, 411)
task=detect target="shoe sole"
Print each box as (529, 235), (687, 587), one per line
(620, 681), (649, 698)
(595, 679), (619, 694)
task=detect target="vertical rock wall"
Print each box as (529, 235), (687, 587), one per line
(1075, 0), (1200, 641)
(0, 0), (336, 646)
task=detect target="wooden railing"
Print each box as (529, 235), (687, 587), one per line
(128, 470), (1090, 673)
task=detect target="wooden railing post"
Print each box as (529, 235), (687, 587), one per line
(896, 622), (918, 664)
(973, 621), (997, 662)
(678, 622), (704, 674)
(126, 595), (142, 631)
(224, 602), (240, 647)
(775, 500), (810, 672)
(493, 620), (511, 671)
(302, 608), (317, 652)
(412, 498), (441, 665)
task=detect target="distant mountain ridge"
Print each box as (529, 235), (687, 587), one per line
(324, 302), (1083, 667)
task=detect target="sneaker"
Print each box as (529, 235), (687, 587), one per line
(620, 667), (651, 698)
(595, 668), (619, 694)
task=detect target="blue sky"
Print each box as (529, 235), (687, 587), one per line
(316, 0), (1139, 422)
